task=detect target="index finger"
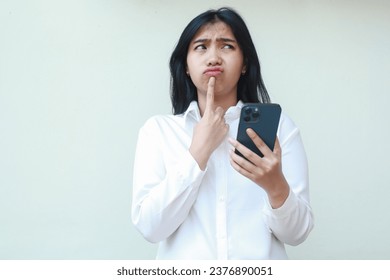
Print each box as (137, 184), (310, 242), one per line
(246, 128), (273, 158)
(205, 77), (215, 112)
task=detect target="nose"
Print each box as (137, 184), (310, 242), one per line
(207, 47), (222, 66)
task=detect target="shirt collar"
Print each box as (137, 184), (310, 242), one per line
(182, 101), (201, 121)
(183, 100), (244, 122)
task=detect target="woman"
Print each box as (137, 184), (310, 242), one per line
(132, 7), (314, 259)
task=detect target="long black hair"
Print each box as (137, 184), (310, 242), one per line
(169, 7), (270, 115)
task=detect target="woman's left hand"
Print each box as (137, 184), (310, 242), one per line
(229, 128), (290, 209)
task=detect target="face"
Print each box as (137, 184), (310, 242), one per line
(186, 21), (246, 101)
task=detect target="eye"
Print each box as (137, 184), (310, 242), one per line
(194, 44), (206, 51)
(222, 44), (235, 50)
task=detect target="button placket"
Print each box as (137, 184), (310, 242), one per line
(215, 139), (229, 259)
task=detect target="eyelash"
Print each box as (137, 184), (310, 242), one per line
(194, 44), (235, 50)
(223, 44), (234, 49)
(194, 45), (206, 50)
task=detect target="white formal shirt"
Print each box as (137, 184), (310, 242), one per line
(132, 101), (314, 259)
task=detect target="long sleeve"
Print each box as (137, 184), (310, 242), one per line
(132, 104), (313, 259)
(263, 115), (314, 246)
(131, 117), (205, 243)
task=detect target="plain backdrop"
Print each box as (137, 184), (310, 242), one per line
(1, 0), (389, 259)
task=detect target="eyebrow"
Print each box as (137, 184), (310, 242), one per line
(192, 37), (237, 44)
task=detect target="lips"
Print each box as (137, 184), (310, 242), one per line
(204, 67), (223, 76)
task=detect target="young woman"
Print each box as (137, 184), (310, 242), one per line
(132, 7), (314, 259)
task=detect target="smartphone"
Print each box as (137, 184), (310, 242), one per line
(235, 103), (281, 158)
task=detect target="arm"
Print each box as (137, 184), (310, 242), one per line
(132, 77), (229, 243)
(131, 118), (205, 243)
(262, 127), (314, 245)
(229, 117), (314, 245)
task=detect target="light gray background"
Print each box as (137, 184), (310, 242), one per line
(1, 0), (389, 259)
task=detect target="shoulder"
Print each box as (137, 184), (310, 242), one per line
(279, 111), (298, 131)
(141, 102), (198, 130)
(139, 114), (185, 134)
(277, 111), (301, 144)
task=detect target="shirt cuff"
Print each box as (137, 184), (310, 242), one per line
(262, 188), (298, 219)
(175, 149), (207, 189)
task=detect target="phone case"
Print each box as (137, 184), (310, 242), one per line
(235, 103), (281, 158)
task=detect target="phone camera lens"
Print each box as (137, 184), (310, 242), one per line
(252, 112), (259, 118)
(244, 107), (252, 115)
(244, 116), (251, 122)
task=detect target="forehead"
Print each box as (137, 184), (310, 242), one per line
(192, 21), (235, 40)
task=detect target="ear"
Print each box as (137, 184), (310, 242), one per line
(241, 65), (247, 75)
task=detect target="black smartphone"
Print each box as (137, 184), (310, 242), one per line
(235, 103), (281, 158)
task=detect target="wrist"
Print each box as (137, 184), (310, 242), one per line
(267, 178), (290, 209)
(189, 145), (210, 171)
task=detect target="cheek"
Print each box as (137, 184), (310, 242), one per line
(191, 75), (208, 94)
(187, 57), (203, 81)
(234, 57), (245, 74)
(186, 54), (197, 73)
(226, 64), (244, 83)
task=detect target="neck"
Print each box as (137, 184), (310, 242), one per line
(198, 94), (238, 117)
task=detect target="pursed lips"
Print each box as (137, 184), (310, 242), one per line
(204, 67), (223, 76)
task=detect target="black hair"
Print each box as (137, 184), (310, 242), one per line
(169, 7), (270, 115)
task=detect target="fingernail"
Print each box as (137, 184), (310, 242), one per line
(246, 128), (255, 136)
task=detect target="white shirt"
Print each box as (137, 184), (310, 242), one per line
(132, 101), (314, 259)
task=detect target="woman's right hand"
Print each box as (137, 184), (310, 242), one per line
(189, 77), (229, 170)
